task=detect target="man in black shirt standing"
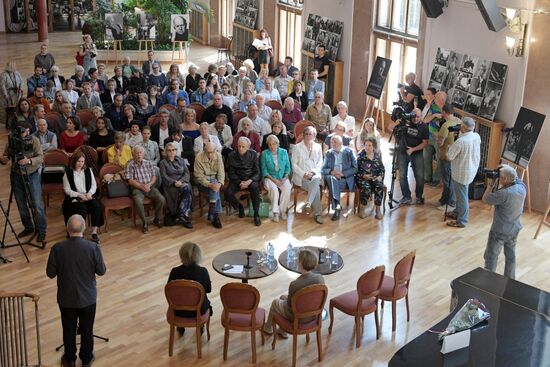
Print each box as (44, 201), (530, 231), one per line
(399, 72), (425, 110)
(46, 214), (106, 367)
(313, 44), (330, 79)
(391, 108), (429, 205)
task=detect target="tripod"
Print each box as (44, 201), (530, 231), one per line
(1, 152), (46, 253)
(0, 199), (30, 262)
(55, 323), (109, 352)
(387, 126), (408, 211)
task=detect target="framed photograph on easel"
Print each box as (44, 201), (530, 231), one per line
(502, 107), (546, 169)
(366, 57), (392, 99)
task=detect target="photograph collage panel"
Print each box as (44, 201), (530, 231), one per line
(429, 48), (507, 120)
(233, 0), (259, 29)
(302, 14), (344, 60)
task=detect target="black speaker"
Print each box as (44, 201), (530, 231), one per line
(475, 0), (506, 32)
(420, 0), (444, 18)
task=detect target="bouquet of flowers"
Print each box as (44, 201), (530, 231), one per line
(437, 298), (490, 341)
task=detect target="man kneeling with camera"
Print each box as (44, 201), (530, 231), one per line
(482, 165), (526, 279)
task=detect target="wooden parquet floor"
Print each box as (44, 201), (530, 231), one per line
(0, 32), (548, 367)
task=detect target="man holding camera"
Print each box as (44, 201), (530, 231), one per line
(0, 123), (48, 243)
(398, 72), (424, 110)
(422, 91), (447, 186)
(482, 165), (526, 279)
(392, 108), (429, 205)
(446, 117), (480, 228)
(436, 104), (462, 211)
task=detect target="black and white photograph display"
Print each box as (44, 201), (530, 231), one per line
(137, 12), (157, 40)
(429, 48), (507, 120)
(171, 14), (189, 42)
(502, 107), (546, 168)
(366, 57), (392, 99)
(233, 0), (259, 29)
(105, 13), (123, 41)
(302, 14), (344, 60)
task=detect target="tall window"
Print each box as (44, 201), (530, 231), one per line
(277, 4), (302, 69)
(221, 0), (236, 37)
(374, 0), (421, 110)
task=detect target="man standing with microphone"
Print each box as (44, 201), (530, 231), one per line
(445, 117), (480, 228)
(47, 215), (106, 367)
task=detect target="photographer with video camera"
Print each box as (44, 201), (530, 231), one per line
(445, 117), (480, 228)
(389, 107), (428, 205)
(0, 123), (47, 244)
(398, 72), (425, 110)
(436, 104), (462, 211)
(481, 165), (526, 279)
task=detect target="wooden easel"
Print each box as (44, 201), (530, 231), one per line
(171, 41), (188, 62)
(363, 91), (386, 135)
(500, 158), (531, 213)
(106, 41), (122, 66)
(138, 40), (155, 63)
(534, 180), (550, 239)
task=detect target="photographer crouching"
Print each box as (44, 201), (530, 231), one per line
(389, 107), (429, 205)
(0, 123), (48, 244)
(482, 165), (526, 279)
(445, 117), (480, 228)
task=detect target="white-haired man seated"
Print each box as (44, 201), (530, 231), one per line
(124, 145), (165, 233)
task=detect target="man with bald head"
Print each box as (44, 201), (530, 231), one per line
(125, 145), (165, 233)
(33, 118), (58, 153)
(194, 142), (225, 228)
(47, 214), (106, 367)
(423, 90), (447, 186)
(226, 136), (262, 226)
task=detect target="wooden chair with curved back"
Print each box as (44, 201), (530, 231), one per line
(232, 111), (247, 133)
(73, 145), (99, 174)
(220, 283), (265, 363)
(165, 280), (211, 359)
(41, 149), (69, 211)
(379, 250), (416, 332)
(217, 35), (233, 63)
(294, 120), (315, 143)
(271, 284), (328, 367)
(98, 163), (134, 232)
(188, 103), (206, 122)
(147, 114), (161, 127)
(160, 104), (176, 112)
(44, 112), (61, 132)
(266, 100), (283, 111)
(76, 109), (94, 130)
(328, 265), (385, 347)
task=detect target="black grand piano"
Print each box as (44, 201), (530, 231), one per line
(389, 267), (550, 367)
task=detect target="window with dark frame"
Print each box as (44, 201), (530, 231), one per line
(374, 0), (421, 111)
(277, 3), (303, 69)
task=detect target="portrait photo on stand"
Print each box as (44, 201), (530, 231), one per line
(171, 14), (190, 42)
(365, 56), (392, 99)
(502, 107), (546, 168)
(105, 13), (123, 41)
(137, 12), (157, 41)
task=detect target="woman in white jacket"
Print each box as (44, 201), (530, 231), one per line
(291, 125), (324, 224)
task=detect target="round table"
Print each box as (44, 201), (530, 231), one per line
(278, 246), (344, 275)
(212, 249), (278, 283)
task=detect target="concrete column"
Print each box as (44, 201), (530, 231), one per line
(36, 0), (48, 41)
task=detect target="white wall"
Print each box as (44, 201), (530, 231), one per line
(422, 0), (532, 125)
(302, 0), (354, 101)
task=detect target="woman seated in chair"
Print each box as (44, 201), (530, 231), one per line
(89, 116), (115, 151)
(59, 116), (85, 155)
(261, 135), (292, 223)
(62, 151), (104, 243)
(354, 117), (381, 156)
(181, 108), (201, 140)
(356, 137), (385, 220)
(135, 93), (155, 126)
(89, 106), (113, 134)
(167, 241), (212, 334)
(159, 142), (192, 228)
(106, 131), (132, 167)
(261, 120), (289, 152)
(263, 249), (324, 338)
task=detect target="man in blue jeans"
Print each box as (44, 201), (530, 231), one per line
(0, 123), (47, 244)
(446, 117), (480, 228)
(392, 108), (428, 205)
(482, 165), (526, 279)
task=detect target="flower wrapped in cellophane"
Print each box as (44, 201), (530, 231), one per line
(437, 298), (490, 341)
